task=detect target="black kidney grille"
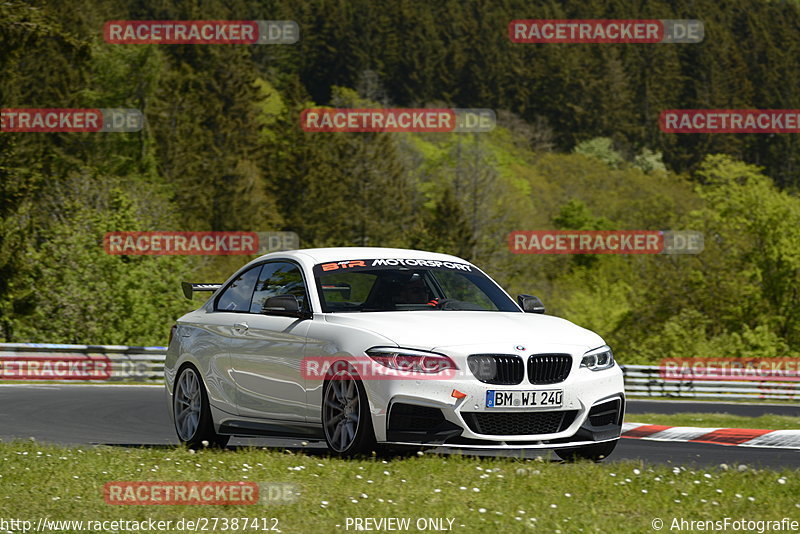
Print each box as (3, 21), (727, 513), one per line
(527, 354), (572, 384)
(462, 410), (578, 436)
(468, 354), (524, 385)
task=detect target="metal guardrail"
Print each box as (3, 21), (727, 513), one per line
(1, 344), (798, 401)
(621, 364), (800, 401)
(0, 343), (166, 381)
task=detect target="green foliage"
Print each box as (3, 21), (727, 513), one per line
(573, 137), (624, 169)
(2, 0), (800, 365)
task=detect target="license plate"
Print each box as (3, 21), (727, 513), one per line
(486, 389), (563, 408)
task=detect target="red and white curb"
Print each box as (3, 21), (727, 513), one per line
(623, 422), (800, 449)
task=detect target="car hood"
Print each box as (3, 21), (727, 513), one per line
(323, 311), (605, 352)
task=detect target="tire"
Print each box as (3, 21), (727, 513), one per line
(555, 439), (618, 462)
(322, 362), (376, 456)
(173, 365), (230, 449)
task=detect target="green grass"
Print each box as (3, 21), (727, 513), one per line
(628, 395), (800, 405)
(627, 412), (800, 430)
(0, 441), (797, 533)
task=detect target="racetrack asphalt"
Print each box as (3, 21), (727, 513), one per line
(0, 385), (797, 468)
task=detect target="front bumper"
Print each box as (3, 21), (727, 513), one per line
(363, 353), (625, 448)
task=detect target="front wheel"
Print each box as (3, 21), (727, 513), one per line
(173, 365), (230, 449)
(322, 363), (376, 456)
(555, 439), (618, 462)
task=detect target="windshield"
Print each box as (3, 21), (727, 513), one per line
(313, 258), (519, 313)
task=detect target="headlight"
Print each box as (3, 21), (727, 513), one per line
(581, 345), (615, 371)
(366, 347), (457, 374)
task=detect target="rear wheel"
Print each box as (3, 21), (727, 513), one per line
(322, 363), (376, 456)
(555, 439), (618, 462)
(173, 366), (229, 449)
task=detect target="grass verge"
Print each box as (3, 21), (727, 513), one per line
(627, 412), (800, 430)
(0, 441), (797, 533)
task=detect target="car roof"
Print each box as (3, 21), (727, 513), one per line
(254, 247), (471, 265)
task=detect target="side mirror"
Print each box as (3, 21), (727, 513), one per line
(518, 294), (545, 314)
(262, 295), (312, 319)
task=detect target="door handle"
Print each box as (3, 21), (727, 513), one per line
(233, 322), (249, 334)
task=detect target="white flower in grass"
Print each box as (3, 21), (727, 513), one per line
(641, 490), (648, 494)
(550, 504), (557, 509)
(478, 508), (486, 513)
(473, 488), (480, 493)
(778, 478), (787, 485)
(633, 468), (641, 475)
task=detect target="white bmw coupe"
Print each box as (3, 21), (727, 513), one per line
(165, 247), (624, 460)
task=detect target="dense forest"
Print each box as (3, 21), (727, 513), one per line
(2, 0), (800, 363)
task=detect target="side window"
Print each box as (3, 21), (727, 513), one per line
(250, 262), (309, 313)
(215, 265), (262, 312)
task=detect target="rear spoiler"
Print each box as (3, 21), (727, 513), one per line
(181, 282), (222, 300)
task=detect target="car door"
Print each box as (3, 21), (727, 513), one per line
(205, 263), (264, 415)
(228, 261), (311, 421)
